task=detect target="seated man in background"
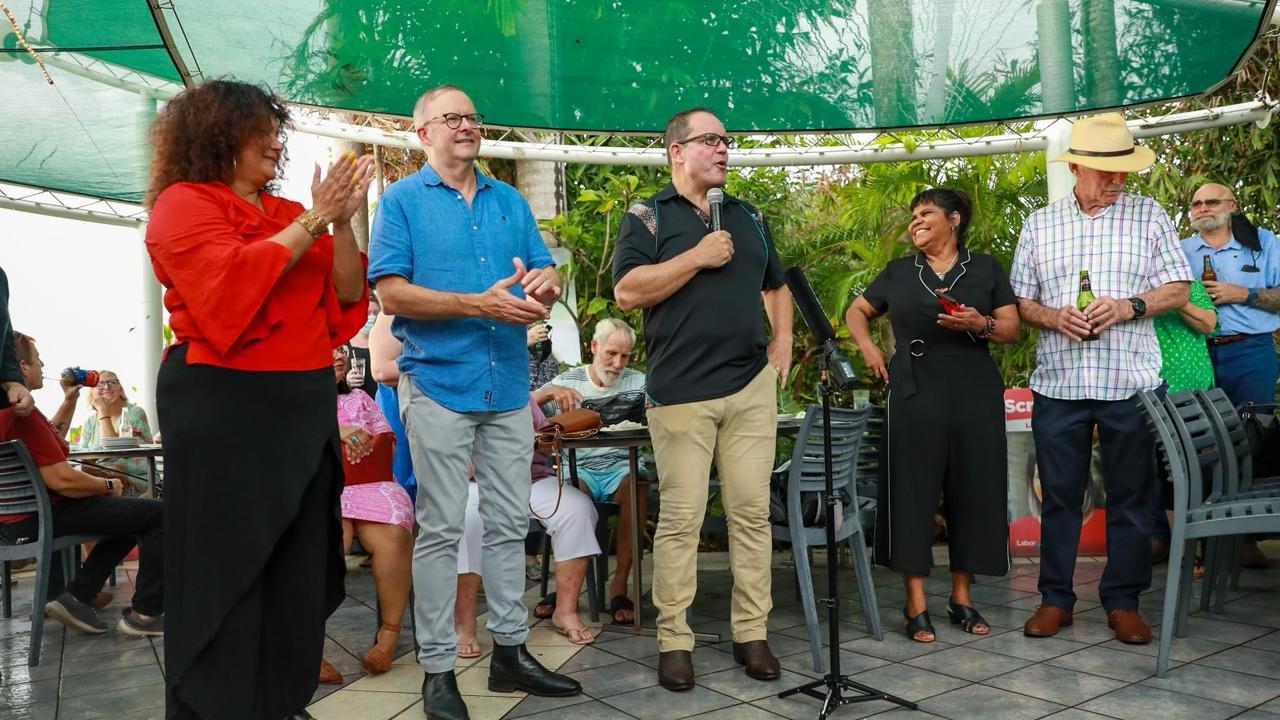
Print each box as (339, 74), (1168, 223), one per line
(457, 397), (601, 648)
(11, 332), (82, 439)
(538, 317), (646, 623)
(0, 331), (165, 636)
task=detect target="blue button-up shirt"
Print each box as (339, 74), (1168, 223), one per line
(1181, 227), (1280, 336)
(368, 164), (553, 413)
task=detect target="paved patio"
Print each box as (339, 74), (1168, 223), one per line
(2, 543), (1279, 720)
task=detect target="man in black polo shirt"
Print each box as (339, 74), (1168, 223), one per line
(613, 106), (793, 691)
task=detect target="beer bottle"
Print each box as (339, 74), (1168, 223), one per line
(1201, 255), (1217, 282)
(1077, 270), (1099, 341)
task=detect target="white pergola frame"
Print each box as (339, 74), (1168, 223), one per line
(4, 94), (1276, 226)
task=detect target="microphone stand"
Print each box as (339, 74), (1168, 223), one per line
(777, 350), (917, 718)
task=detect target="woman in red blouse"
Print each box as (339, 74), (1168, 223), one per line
(144, 80), (372, 720)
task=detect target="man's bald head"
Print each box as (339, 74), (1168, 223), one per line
(1191, 183), (1237, 233)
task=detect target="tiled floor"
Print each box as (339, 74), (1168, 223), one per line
(2, 543), (1279, 719)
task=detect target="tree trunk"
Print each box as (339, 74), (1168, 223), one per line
(867, 0), (918, 126)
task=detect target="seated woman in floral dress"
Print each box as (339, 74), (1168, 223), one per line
(320, 344), (414, 684)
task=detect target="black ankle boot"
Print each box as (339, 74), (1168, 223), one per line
(488, 643), (582, 697)
(422, 671), (469, 720)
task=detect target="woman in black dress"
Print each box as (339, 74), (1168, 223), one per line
(844, 188), (1019, 642)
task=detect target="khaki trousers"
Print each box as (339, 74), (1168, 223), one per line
(648, 365), (778, 652)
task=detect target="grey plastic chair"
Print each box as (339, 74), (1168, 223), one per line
(1138, 390), (1280, 677)
(770, 405), (880, 673)
(1193, 389), (1280, 610)
(0, 440), (107, 665)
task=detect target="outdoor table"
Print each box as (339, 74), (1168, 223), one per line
(561, 414), (804, 637)
(69, 444), (163, 497)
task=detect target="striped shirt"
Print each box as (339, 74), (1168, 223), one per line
(1010, 192), (1192, 401)
(540, 365), (646, 472)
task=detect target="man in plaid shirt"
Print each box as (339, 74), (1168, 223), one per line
(1010, 114), (1191, 646)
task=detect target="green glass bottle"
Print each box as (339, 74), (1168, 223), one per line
(1077, 270), (1099, 341)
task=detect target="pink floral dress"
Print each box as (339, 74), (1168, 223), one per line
(337, 390), (415, 531)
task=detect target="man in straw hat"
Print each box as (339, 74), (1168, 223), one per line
(1009, 113), (1192, 645)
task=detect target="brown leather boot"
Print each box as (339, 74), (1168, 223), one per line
(732, 640), (780, 681)
(1023, 605), (1072, 638)
(657, 650), (695, 691)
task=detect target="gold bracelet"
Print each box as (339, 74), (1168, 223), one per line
(295, 209), (328, 238)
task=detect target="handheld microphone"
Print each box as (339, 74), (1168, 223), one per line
(785, 267), (858, 390)
(707, 187), (724, 232)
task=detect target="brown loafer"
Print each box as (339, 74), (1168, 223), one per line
(732, 640), (781, 681)
(657, 650), (695, 691)
(1023, 605), (1072, 638)
(1107, 609), (1152, 645)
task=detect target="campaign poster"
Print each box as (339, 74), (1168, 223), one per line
(1005, 388), (1109, 557)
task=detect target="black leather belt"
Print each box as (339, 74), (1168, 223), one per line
(1207, 333), (1251, 346)
(892, 340), (987, 399)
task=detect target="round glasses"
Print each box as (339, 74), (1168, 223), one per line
(426, 113), (485, 130)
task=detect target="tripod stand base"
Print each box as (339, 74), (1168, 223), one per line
(779, 673), (917, 719)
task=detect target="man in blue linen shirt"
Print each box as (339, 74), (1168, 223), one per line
(368, 84), (581, 719)
(1182, 183), (1280, 410)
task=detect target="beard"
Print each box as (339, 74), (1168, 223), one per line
(593, 363), (620, 387)
(1191, 210), (1230, 233)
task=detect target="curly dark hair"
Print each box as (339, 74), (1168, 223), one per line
(144, 79), (291, 208)
(909, 187), (973, 248)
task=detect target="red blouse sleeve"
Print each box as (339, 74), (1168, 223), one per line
(325, 252), (369, 347)
(146, 183), (294, 357)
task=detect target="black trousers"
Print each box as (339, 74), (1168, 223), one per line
(0, 496), (164, 615)
(1032, 392), (1155, 612)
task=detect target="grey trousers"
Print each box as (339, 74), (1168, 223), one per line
(399, 377), (532, 673)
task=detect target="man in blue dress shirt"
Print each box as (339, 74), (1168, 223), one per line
(1181, 183), (1280, 410)
(368, 84), (581, 720)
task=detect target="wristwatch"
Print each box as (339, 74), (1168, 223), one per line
(1247, 288), (1260, 307)
(104, 478), (115, 494)
(1127, 296), (1147, 320)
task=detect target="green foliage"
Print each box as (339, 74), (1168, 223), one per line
(539, 162), (666, 362)
(536, 31), (1279, 406)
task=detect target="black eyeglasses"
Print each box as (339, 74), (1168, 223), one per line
(426, 113), (484, 130)
(1190, 198), (1234, 209)
(675, 133), (735, 149)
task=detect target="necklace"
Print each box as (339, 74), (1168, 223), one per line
(928, 253), (959, 280)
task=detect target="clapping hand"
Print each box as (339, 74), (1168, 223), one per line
(311, 152), (375, 226)
(479, 259), (551, 324)
(519, 258), (561, 307)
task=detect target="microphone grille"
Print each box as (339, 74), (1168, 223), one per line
(706, 188), (724, 204)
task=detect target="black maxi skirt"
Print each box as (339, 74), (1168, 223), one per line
(158, 344), (346, 720)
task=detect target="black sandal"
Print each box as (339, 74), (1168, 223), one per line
(903, 607), (936, 643)
(533, 592), (556, 620)
(946, 602), (990, 635)
(608, 595), (635, 624)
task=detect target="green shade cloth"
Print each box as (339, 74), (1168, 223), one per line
(1, 0), (1272, 202)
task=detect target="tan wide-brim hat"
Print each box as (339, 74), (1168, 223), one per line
(1053, 112), (1156, 173)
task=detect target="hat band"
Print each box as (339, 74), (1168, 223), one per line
(1068, 146), (1136, 158)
